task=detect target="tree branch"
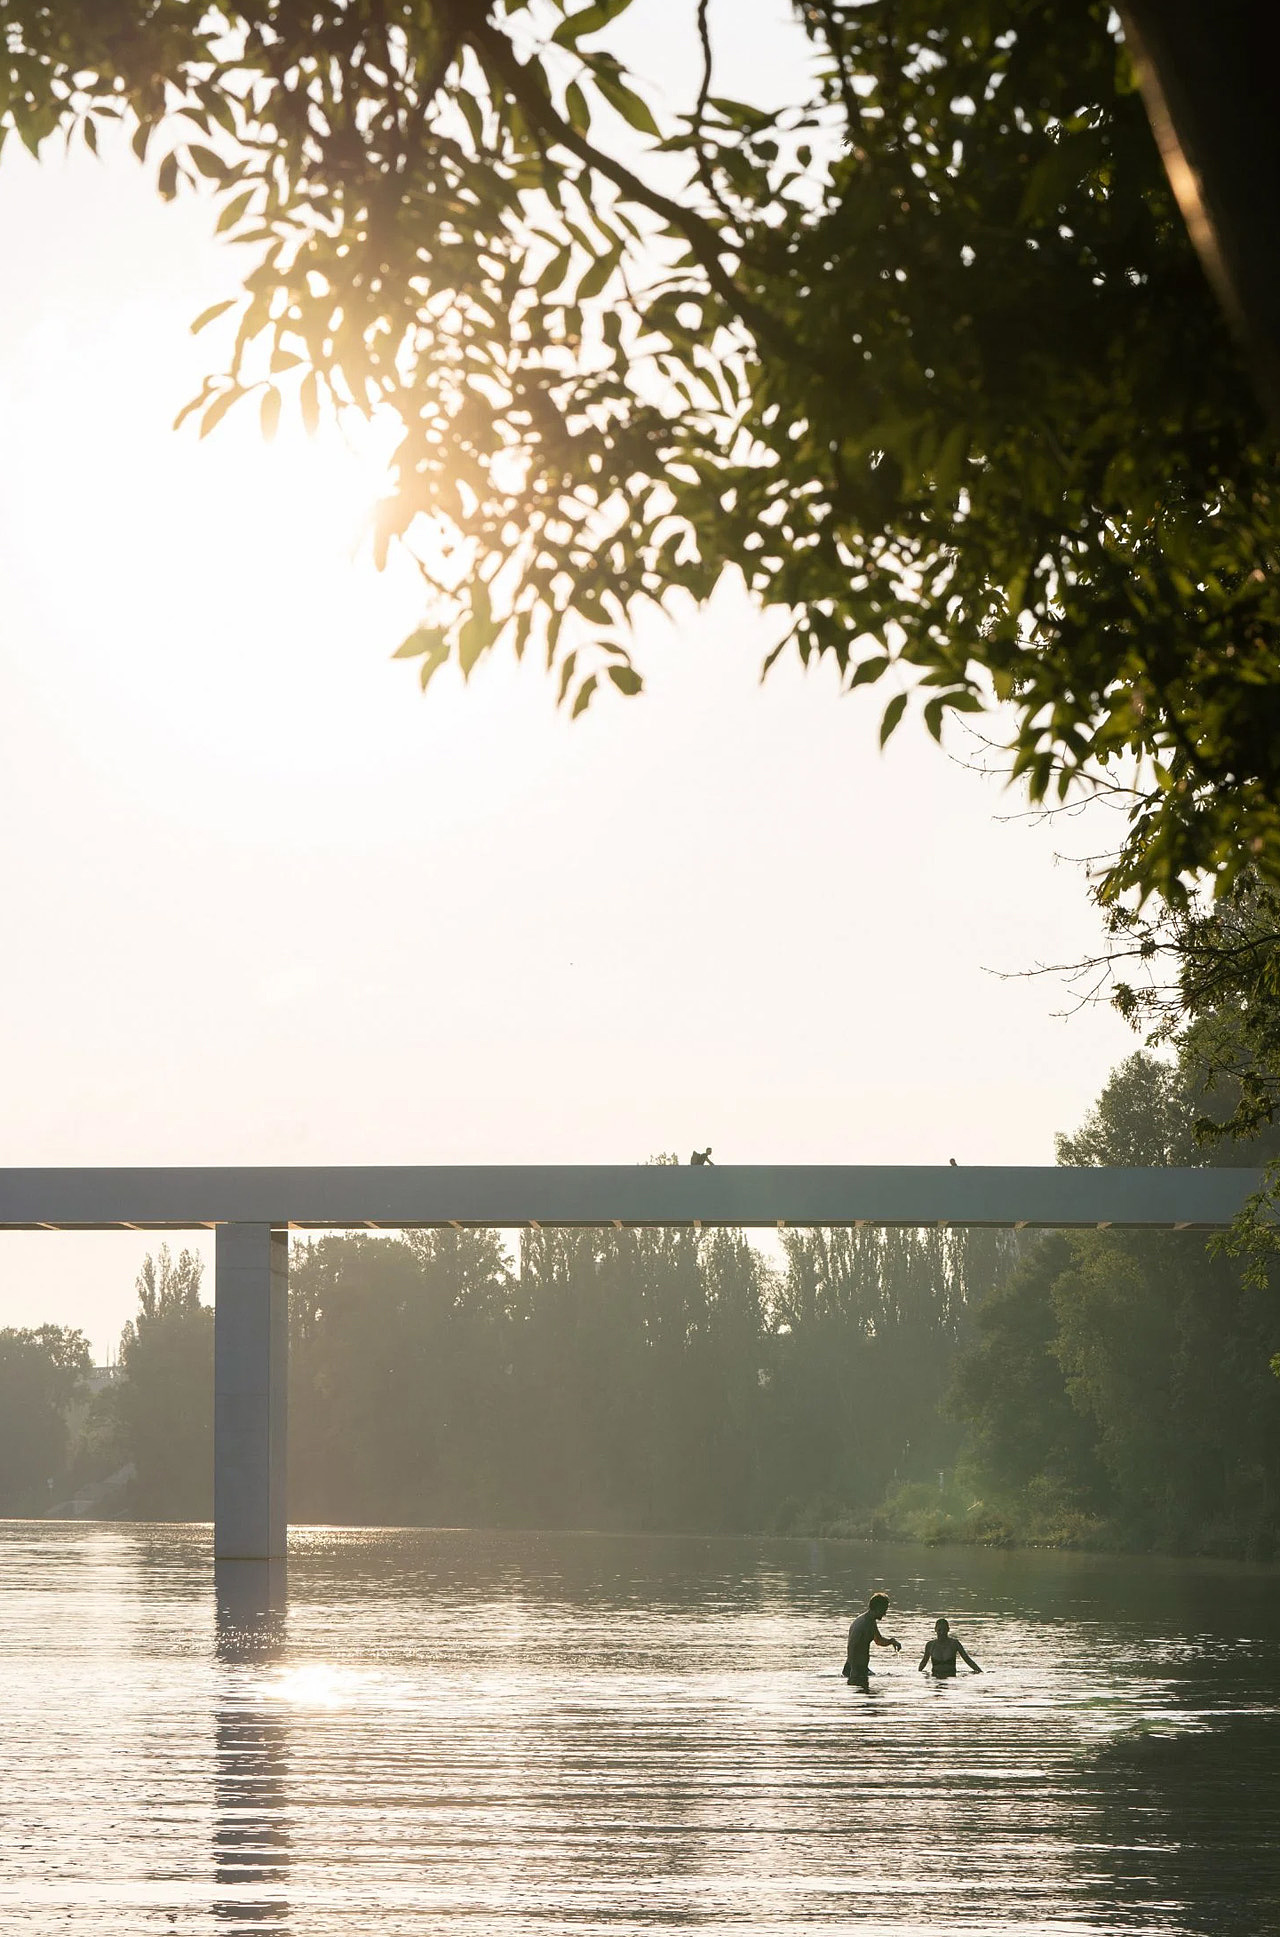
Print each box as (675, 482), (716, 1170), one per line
(692, 0), (739, 232)
(462, 10), (808, 367)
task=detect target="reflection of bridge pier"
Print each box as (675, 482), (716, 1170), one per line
(215, 1559), (290, 1929)
(0, 1163), (1265, 1571)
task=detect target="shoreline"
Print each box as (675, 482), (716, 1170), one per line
(10, 1510), (1280, 1575)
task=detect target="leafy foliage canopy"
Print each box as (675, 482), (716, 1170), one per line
(5, 0), (1279, 900)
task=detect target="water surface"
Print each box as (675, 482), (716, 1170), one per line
(1, 1523), (1277, 1934)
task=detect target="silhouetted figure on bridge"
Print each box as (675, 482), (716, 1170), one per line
(690, 1148), (714, 1165)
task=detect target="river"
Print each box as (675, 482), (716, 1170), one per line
(1, 1522), (1277, 1934)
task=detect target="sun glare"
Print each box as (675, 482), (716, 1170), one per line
(262, 1663), (395, 1710)
(179, 402), (399, 596)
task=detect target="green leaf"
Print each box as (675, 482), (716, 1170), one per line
(157, 152), (179, 202)
(570, 672), (598, 718)
(300, 370), (320, 435)
(565, 81), (591, 134)
(512, 610), (534, 661)
(594, 70), (661, 138)
(172, 386), (212, 433)
(458, 91), (485, 149)
(545, 608), (566, 671)
(607, 662), (643, 696)
(198, 387), (241, 438)
(552, 0), (633, 48)
(190, 298), (236, 336)
(186, 143), (226, 182)
(557, 650), (579, 703)
(849, 655), (890, 688)
(761, 631), (795, 679)
(394, 626), (447, 659)
(536, 245), (572, 296)
(458, 583), (495, 677)
(260, 386), (281, 442)
(216, 186), (255, 234)
(576, 247), (620, 302)
(420, 648), (450, 692)
(879, 691), (908, 747)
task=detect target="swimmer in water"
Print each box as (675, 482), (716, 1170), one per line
(843, 1592), (901, 1689)
(918, 1617), (982, 1678)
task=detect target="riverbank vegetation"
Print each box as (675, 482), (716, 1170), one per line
(7, 1051), (1279, 1560)
(0, 1325), (91, 1515)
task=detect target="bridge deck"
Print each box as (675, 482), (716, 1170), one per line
(0, 1164), (1263, 1230)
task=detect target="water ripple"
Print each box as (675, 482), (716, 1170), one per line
(1, 1524), (1277, 1935)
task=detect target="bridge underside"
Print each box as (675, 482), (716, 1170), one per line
(4, 1166), (1264, 1569)
(0, 1163), (1263, 1231)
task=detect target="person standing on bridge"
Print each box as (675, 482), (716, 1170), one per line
(843, 1592), (901, 1689)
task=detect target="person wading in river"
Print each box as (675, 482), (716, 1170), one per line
(918, 1617), (982, 1678)
(843, 1592), (901, 1689)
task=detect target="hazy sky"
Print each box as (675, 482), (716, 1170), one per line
(0, 3), (1136, 1356)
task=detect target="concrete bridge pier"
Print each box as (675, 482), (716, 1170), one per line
(214, 1224), (288, 1571)
(215, 1558), (287, 1655)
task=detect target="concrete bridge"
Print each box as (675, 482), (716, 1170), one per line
(0, 1164), (1264, 1577)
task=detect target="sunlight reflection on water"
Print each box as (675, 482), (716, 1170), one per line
(1, 1523), (1278, 1936)
(260, 1664), (395, 1710)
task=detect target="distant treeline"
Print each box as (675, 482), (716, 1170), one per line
(0, 1219), (1002, 1531)
(4, 1053), (1280, 1558)
(284, 1218), (998, 1532)
(0, 1247), (211, 1519)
